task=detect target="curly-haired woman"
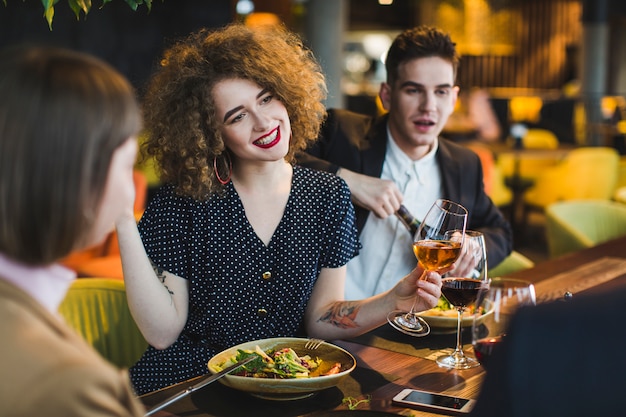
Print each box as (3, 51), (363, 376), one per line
(115, 23), (443, 395)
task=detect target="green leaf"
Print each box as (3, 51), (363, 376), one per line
(67, 0), (90, 20)
(44, 6), (54, 30)
(124, 0), (140, 11)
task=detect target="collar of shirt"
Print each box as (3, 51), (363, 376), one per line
(384, 126), (439, 191)
(0, 252), (76, 313)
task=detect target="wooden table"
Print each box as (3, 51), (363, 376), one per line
(139, 236), (626, 416)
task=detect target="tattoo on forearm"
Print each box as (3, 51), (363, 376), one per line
(318, 302), (360, 329)
(151, 260), (174, 296)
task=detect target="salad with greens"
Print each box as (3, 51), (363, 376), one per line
(211, 345), (327, 379)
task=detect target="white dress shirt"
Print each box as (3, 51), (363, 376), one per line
(0, 252), (75, 313)
(344, 130), (443, 299)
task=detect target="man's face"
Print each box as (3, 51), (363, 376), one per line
(379, 56), (458, 160)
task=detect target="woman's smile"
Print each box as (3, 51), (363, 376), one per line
(254, 126), (280, 148)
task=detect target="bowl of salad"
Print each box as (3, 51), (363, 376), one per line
(207, 337), (356, 400)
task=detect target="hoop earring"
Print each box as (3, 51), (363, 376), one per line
(213, 152), (232, 185)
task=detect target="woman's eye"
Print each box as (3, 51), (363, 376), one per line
(230, 113), (245, 123)
(261, 94), (273, 104)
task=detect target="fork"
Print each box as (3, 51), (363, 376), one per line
(304, 338), (325, 350)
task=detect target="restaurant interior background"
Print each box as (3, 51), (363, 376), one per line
(2, 0), (626, 264)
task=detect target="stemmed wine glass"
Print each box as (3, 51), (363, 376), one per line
(436, 231), (490, 369)
(471, 277), (536, 369)
(387, 199), (468, 337)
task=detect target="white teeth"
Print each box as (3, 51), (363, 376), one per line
(256, 129), (278, 145)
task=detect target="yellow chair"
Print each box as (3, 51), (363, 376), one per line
(524, 146), (620, 211)
(612, 157), (626, 203)
(489, 250), (534, 278)
(522, 128), (559, 150)
(496, 148), (564, 185)
(545, 200), (626, 258)
(58, 278), (147, 368)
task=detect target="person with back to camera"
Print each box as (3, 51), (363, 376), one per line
(114, 23), (444, 396)
(297, 26), (513, 299)
(469, 284), (626, 417)
(0, 45), (145, 416)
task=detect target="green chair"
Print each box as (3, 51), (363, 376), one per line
(58, 278), (147, 369)
(545, 200), (626, 258)
(489, 250), (535, 277)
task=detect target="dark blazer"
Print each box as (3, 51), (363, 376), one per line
(470, 285), (626, 417)
(298, 108), (513, 268)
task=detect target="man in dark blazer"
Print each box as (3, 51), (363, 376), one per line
(298, 26), (512, 299)
(470, 285), (626, 416)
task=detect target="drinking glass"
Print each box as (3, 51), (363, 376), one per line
(436, 231), (490, 369)
(387, 199), (468, 337)
(471, 277), (536, 369)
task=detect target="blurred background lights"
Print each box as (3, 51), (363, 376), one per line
(362, 33), (393, 62)
(236, 0), (255, 15)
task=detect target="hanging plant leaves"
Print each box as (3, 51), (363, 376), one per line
(33, 0), (157, 29)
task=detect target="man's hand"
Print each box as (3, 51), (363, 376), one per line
(337, 168), (403, 218)
(448, 234), (483, 277)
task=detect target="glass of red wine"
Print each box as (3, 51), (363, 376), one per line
(387, 199), (467, 337)
(435, 231), (489, 369)
(471, 277), (536, 368)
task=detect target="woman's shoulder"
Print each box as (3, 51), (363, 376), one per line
(294, 165), (349, 192)
(149, 184), (214, 208)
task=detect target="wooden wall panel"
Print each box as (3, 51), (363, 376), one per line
(455, 0), (582, 91)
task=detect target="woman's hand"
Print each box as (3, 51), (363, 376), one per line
(393, 266), (443, 313)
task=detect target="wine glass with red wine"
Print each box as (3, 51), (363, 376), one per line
(387, 199), (468, 337)
(435, 231), (489, 369)
(471, 278), (536, 368)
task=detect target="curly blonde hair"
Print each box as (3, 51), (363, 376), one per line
(142, 23), (327, 199)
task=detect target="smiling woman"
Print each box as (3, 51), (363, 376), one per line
(114, 23), (443, 397)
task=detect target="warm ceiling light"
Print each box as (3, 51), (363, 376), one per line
(378, 0), (393, 4)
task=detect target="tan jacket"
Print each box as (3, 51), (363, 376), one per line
(0, 279), (145, 417)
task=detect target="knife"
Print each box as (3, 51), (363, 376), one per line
(144, 355), (256, 416)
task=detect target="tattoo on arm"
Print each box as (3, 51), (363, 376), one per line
(317, 302), (361, 329)
(151, 260), (174, 296)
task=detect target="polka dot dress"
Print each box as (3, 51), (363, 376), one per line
(129, 166), (360, 395)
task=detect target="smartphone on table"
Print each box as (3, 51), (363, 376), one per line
(392, 388), (476, 415)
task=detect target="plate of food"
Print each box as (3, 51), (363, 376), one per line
(417, 297), (480, 332)
(207, 337), (356, 401)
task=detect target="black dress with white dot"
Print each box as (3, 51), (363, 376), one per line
(129, 166), (360, 395)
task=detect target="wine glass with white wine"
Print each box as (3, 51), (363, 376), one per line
(387, 199), (468, 337)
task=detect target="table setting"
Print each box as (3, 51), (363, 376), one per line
(138, 229), (626, 416)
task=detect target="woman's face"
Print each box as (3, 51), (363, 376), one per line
(213, 78), (290, 163)
(83, 137), (138, 248)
